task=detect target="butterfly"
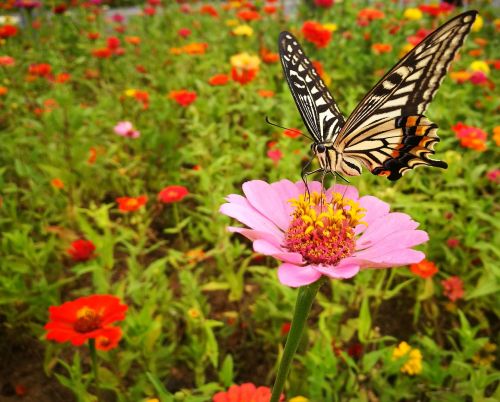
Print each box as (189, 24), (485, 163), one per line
(279, 10), (478, 181)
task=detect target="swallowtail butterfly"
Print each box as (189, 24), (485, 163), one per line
(279, 11), (478, 181)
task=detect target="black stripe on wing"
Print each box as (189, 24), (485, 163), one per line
(335, 10), (477, 142)
(279, 31), (345, 143)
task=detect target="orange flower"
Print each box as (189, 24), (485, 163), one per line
(410, 259), (438, 279)
(263, 5), (277, 14)
(182, 42), (208, 55)
(169, 90), (197, 107)
(54, 72), (71, 83)
(92, 47), (113, 58)
(87, 147), (97, 164)
(200, 4), (218, 17)
(208, 74), (230, 86)
(237, 10), (260, 21)
(51, 178), (64, 189)
(213, 383), (281, 402)
(450, 70), (471, 84)
(493, 126), (500, 146)
(125, 36), (141, 45)
(257, 89), (274, 98)
(357, 8), (385, 26)
(474, 38), (488, 47)
(302, 21), (331, 48)
(372, 43), (392, 54)
(116, 195), (148, 212)
(260, 48), (279, 64)
(468, 49), (483, 57)
(0, 86), (7, 96)
(283, 128), (302, 139)
(44, 295), (127, 350)
(452, 122), (488, 152)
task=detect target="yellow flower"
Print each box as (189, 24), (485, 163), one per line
(145, 399), (160, 402)
(124, 88), (137, 97)
(0, 15), (20, 25)
(392, 341), (423, 375)
(233, 24), (253, 36)
(469, 60), (490, 75)
(399, 43), (414, 58)
(230, 52), (260, 71)
(225, 19), (239, 27)
(471, 15), (483, 32)
(289, 397), (309, 402)
(472, 342), (497, 366)
(403, 8), (423, 21)
(188, 308), (201, 319)
(323, 23), (338, 32)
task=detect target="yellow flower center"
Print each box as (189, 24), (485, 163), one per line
(74, 306), (102, 333)
(284, 192), (365, 265)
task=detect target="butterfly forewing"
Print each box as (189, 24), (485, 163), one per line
(329, 11), (477, 180)
(279, 32), (345, 143)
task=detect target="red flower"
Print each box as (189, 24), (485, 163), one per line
(87, 31), (100, 40)
(169, 89), (197, 107)
(357, 8), (385, 26)
(237, 10), (260, 21)
(302, 21), (331, 48)
(347, 343), (363, 358)
(231, 67), (257, 85)
(107, 36), (120, 49)
(158, 185), (189, 203)
(143, 6), (156, 16)
(263, 5), (277, 14)
(200, 4), (218, 17)
(92, 47), (113, 58)
(407, 29), (433, 46)
(267, 148), (283, 165)
(53, 4), (67, 14)
(209, 74), (230, 86)
(116, 195), (148, 212)
(452, 122), (488, 151)
(283, 128), (302, 138)
(410, 259), (438, 279)
(441, 276), (464, 302)
(0, 56), (15, 66)
(213, 383), (282, 402)
(54, 72), (71, 83)
(280, 322), (291, 336)
(315, 0), (333, 7)
(446, 238), (460, 248)
(260, 48), (279, 64)
(178, 27), (191, 38)
(28, 63), (52, 77)
(419, 3), (454, 17)
(44, 295), (127, 350)
(67, 239), (96, 262)
(0, 24), (18, 39)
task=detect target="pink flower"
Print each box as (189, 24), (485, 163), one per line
(114, 121), (140, 138)
(220, 180), (428, 287)
(486, 169), (500, 183)
(267, 148), (283, 165)
(178, 28), (191, 38)
(441, 276), (464, 302)
(469, 71), (488, 85)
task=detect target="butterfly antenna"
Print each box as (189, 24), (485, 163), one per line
(265, 116), (313, 141)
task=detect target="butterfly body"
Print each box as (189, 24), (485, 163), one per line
(279, 11), (478, 181)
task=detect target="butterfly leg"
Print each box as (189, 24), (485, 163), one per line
(335, 172), (350, 184)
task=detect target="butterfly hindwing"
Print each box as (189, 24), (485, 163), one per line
(279, 32), (345, 143)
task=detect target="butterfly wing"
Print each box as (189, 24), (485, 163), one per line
(333, 10), (477, 180)
(279, 31), (345, 143)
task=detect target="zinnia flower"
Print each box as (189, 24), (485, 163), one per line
(0, 24), (18, 38)
(213, 383), (282, 402)
(452, 122), (487, 151)
(392, 341), (423, 375)
(0, 55), (15, 66)
(209, 74), (230, 86)
(158, 185), (189, 203)
(220, 180), (428, 287)
(410, 259), (438, 279)
(302, 21), (331, 48)
(45, 295), (127, 351)
(403, 8), (423, 20)
(169, 89), (197, 107)
(116, 195), (148, 212)
(230, 52), (260, 85)
(441, 276), (464, 301)
(114, 121), (140, 138)
(314, 0), (333, 8)
(372, 43), (392, 54)
(67, 239), (96, 262)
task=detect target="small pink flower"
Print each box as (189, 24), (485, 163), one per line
(441, 276), (464, 302)
(469, 71), (488, 85)
(114, 121), (140, 138)
(220, 180), (428, 287)
(111, 13), (125, 23)
(267, 148), (283, 166)
(486, 169), (500, 183)
(178, 28), (191, 38)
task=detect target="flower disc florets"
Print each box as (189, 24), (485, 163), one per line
(285, 192), (365, 265)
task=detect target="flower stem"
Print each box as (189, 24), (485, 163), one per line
(172, 203), (186, 250)
(88, 339), (102, 400)
(270, 279), (323, 402)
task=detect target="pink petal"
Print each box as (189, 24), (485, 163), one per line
(269, 179), (302, 216)
(243, 180), (290, 231)
(253, 239), (303, 264)
(312, 261), (360, 279)
(278, 263), (322, 287)
(355, 195), (390, 234)
(356, 230), (428, 258)
(359, 249), (426, 268)
(356, 213), (419, 248)
(294, 180), (323, 195)
(227, 226), (283, 245)
(220, 203), (282, 238)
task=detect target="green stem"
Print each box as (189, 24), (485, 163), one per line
(88, 339), (102, 400)
(270, 279), (323, 402)
(173, 203), (186, 250)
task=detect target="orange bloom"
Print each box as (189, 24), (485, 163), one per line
(125, 36), (141, 45)
(474, 38), (488, 47)
(264, 5), (277, 14)
(169, 89), (197, 107)
(260, 48), (279, 64)
(468, 49), (483, 57)
(452, 122), (488, 152)
(116, 195), (148, 212)
(92, 47), (113, 58)
(87, 147), (98, 164)
(54, 72), (71, 83)
(450, 70), (471, 84)
(230, 52), (260, 85)
(257, 89), (274, 98)
(0, 86), (7, 96)
(200, 4), (218, 17)
(410, 259), (438, 279)
(209, 74), (230, 86)
(44, 295), (127, 351)
(283, 128), (302, 139)
(213, 383), (282, 402)
(237, 10), (260, 21)
(372, 43), (392, 54)
(302, 21), (331, 48)
(493, 126), (500, 146)
(0, 56), (15, 66)
(51, 178), (64, 189)
(182, 42), (208, 55)
(357, 8), (385, 26)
